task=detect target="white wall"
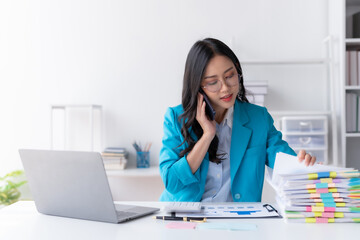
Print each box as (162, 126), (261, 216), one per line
(0, 0), (329, 176)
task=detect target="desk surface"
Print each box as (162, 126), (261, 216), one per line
(0, 201), (358, 240)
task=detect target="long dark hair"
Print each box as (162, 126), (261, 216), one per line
(178, 38), (248, 164)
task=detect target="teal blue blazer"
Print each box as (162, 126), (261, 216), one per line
(159, 100), (296, 202)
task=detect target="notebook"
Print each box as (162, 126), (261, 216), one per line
(19, 149), (159, 223)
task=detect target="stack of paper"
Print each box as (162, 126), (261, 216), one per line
(269, 153), (360, 223)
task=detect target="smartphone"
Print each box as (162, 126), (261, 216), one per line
(199, 89), (216, 121)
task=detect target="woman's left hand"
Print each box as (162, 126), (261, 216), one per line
(297, 150), (317, 167)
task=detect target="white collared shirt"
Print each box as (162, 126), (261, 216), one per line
(201, 106), (234, 202)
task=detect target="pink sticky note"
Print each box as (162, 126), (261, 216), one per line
(317, 188), (328, 193)
(322, 212), (334, 218)
(316, 218), (329, 223)
(166, 222), (197, 229)
(324, 207), (336, 212)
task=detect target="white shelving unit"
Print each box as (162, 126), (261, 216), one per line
(242, 37), (338, 166)
(336, 0), (360, 169)
(50, 105), (103, 152)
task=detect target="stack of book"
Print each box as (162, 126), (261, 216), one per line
(101, 147), (128, 170)
(346, 92), (360, 132)
(269, 153), (360, 223)
(244, 81), (268, 107)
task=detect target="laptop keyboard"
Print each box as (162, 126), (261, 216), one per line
(164, 202), (202, 213)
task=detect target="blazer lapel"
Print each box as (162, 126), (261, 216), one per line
(230, 101), (252, 180)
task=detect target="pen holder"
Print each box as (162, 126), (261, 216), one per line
(136, 151), (150, 168)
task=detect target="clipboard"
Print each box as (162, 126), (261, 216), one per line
(175, 203), (282, 219)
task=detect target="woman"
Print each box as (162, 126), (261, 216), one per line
(159, 38), (316, 202)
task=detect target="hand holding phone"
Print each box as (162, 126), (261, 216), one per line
(199, 89), (216, 121)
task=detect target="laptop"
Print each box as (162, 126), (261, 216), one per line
(19, 149), (159, 223)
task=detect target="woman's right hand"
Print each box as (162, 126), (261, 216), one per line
(185, 93), (217, 174)
(196, 93), (216, 140)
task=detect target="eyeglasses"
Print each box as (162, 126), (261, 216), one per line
(201, 74), (241, 93)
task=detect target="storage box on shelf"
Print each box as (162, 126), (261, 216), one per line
(244, 81), (268, 107)
(281, 116), (328, 164)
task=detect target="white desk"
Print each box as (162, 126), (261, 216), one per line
(0, 201), (358, 240)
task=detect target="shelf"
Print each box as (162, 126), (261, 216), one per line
(346, 133), (360, 137)
(282, 131), (327, 136)
(269, 111), (332, 116)
(106, 166), (160, 177)
(240, 59), (327, 65)
(345, 86), (360, 90)
(345, 38), (360, 45)
(52, 104), (102, 109)
(291, 147), (327, 151)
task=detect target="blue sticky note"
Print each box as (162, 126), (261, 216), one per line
(320, 193), (333, 198)
(322, 198), (335, 203)
(317, 172), (330, 178)
(315, 183), (328, 188)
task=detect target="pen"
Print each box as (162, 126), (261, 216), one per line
(152, 216), (206, 222)
(146, 142), (152, 152)
(132, 142), (142, 152)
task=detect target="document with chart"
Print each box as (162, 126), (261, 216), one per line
(175, 203), (280, 218)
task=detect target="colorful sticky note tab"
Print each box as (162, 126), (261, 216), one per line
(334, 212), (344, 218)
(308, 173), (318, 180)
(316, 183), (329, 188)
(318, 172), (330, 178)
(350, 207), (360, 213)
(329, 172), (337, 178)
